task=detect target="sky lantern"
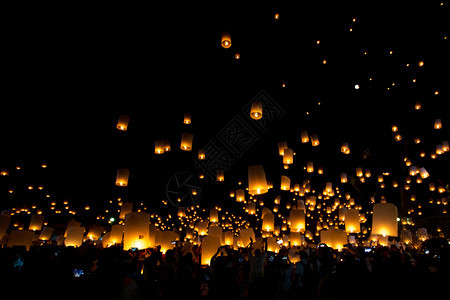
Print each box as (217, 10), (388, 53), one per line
(221, 32), (231, 48)
(180, 132), (194, 151)
(28, 214), (44, 231)
(216, 169), (225, 182)
(65, 226), (85, 247)
(311, 134), (320, 146)
(210, 208), (219, 223)
(301, 130), (309, 143)
(372, 202), (398, 237)
(320, 228), (347, 250)
(434, 118), (442, 129)
(262, 211), (275, 232)
(341, 142), (350, 154)
(344, 209), (360, 233)
(281, 175), (291, 190)
(283, 148), (293, 164)
(236, 189), (245, 202)
(201, 235), (222, 265)
(183, 112), (191, 124)
(38, 226), (54, 241)
(307, 161), (314, 173)
(119, 202), (133, 219)
(115, 168), (130, 187)
(154, 140), (165, 154)
(340, 173), (348, 183)
(116, 114), (130, 131)
(278, 141), (288, 155)
(248, 165), (269, 195)
(250, 100), (263, 120)
(123, 212), (151, 250)
(198, 149), (206, 160)
(108, 224), (124, 245)
(156, 230), (178, 253)
(290, 209), (305, 232)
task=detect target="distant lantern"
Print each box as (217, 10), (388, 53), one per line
(236, 189), (245, 202)
(372, 202), (398, 237)
(300, 130), (310, 143)
(356, 167), (363, 177)
(248, 165), (269, 195)
(155, 140), (165, 154)
(198, 149), (206, 160)
(221, 32), (231, 48)
(283, 148), (294, 164)
(341, 142), (350, 154)
(341, 173), (348, 183)
(345, 209), (360, 233)
(278, 141), (288, 155)
(183, 112), (191, 124)
(307, 161), (314, 173)
(415, 101), (422, 110)
(210, 209), (219, 223)
(262, 212), (275, 232)
(250, 100), (263, 120)
(116, 114), (130, 131)
(280, 175), (291, 191)
(116, 168), (130, 187)
(163, 139), (171, 152)
(311, 134), (320, 146)
(216, 169), (225, 182)
(180, 132), (194, 151)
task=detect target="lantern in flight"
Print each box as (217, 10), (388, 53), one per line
(180, 132), (194, 151)
(372, 202), (398, 237)
(248, 165), (269, 195)
(250, 100), (263, 120)
(116, 168), (130, 187)
(116, 114), (130, 131)
(221, 32), (232, 48)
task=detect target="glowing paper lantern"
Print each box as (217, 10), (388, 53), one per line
(250, 100), (263, 120)
(28, 214), (44, 231)
(281, 175), (291, 190)
(341, 142), (350, 154)
(155, 230), (178, 253)
(320, 228), (347, 250)
(434, 118), (442, 129)
(116, 114), (130, 131)
(290, 232), (301, 246)
(278, 141), (288, 155)
(197, 220), (209, 236)
(221, 32), (231, 48)
(300, 130), (309, 143)
(248, 165), (269, 195)
(183, 112), (191, 124)
(283, 148), (294, 164)
(155, 140), (165, 154)
(239, 227), (255, 247)
(180, 132), (194, 151)
(372, 202), (398, 237)
(311, 134), (320, 146)
(116, 168), (130, 187)
(223, 231), (234, 246)
(201, 235), (221, 265)
(344, 209), (360, 233)
(108, 224), (124, 245)
(262, 212), (275, 232)
(236, 189), (245, 202)
(65, 226), (85, 247)
(341, 173), (348, 183)
(419, 167), (429, 179)
(87, 224), (104, 240)
(123, 212), (151, 250)
(216, 169), (225, 182)
(210, 209), (219, 223)
(119, 202), (133, 219)
(267, 236), (280, 253)
(290, 210), (305, 232)
(307, 161), (314, 173)
(38, 226), (54, 241)
(198, 149), (206, 160)
(208, 225), (223, 244)
(7, 230), (37, 250)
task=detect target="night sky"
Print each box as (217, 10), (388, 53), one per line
(1, 2), (449, 232)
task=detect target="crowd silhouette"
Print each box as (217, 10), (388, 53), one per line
(1, 237), (448, 300)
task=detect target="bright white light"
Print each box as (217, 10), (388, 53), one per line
(354, 84), (360, 90)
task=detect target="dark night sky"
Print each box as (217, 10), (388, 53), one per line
(1, 1), (448, 223)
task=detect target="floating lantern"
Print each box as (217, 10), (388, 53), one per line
(345, 209), (360, 233)
(356, 167), (363, 177)
(183, 112), (191, 124)
(267, 236), (280, 253)
(434, 118), (442, 129)
(278, 141), (288, 155)
(197, 221), (209, 236)
(301, 130), (309, 143)
(372, 202), (398, 237)
(115, 168), (130, 187)
(262, 212), (275, 232)
(116, 114), (130, 131)
(155, 140), (165, 154)
(221, 32), (231, 48)
(341, 142), (350, 154)
(248, 165), (269, 195)
(290, 210), (305, 232)
(210, 209), (219, 223)
(28, 214), (44, 231)
(108, 224), (124, 245)
(311, 134), (320, 146)
(123, 212), (151, 250)
(38, 226), (54, 241)
(180, 132), (194, 151)
(320, 228), (347, 250)
(290, 232), (302, 246)
(65, 226), (85, 247)
(307, 161), (314, 173)
(281, 175), (291, 191)
(283, 148), (294, 164)
(201, 235), (222, 265)
(198, 149), (206, 160)
(250, 100), (263, 120)
(340, 173), (348, 183)
(156, 230), (178, 253)
(7, 230), (37, 250)
(216, 169), (225, 182)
